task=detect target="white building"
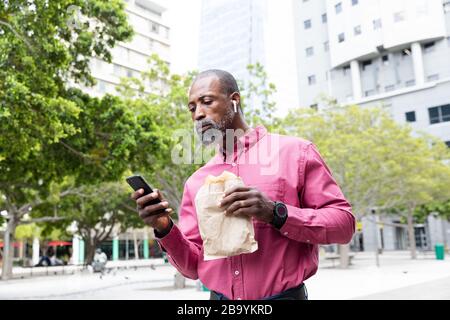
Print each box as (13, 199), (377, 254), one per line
(294, 0), (450, 145)
(83, 0), (171, 97)
(198, 0), (300, 115)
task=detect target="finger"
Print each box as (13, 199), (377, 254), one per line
(225, 199), (256, 215)
(136, 191), (160, 207)
(139, 201), (169, 219)
(223, 186), (252, 198)
(154, 189), (166, 202)
(219, 191), (254, 208)
(231, 207), (254, 218)
(131, 189), (144, 200)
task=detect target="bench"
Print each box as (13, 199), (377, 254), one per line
(324, 253), (355, 267)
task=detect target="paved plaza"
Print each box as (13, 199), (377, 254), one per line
(1, 251), (449, 300)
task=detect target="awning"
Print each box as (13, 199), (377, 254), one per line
(47, 241), (72, 246)
(0, 242), (21, 248)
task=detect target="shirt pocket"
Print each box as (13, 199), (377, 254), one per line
(247, 181), (284, 202)
(247, 181), (285, 229)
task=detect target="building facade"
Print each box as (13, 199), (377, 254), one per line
(294, 0), (450, 145)
(198, 0), (300, 115)
(82, 0), (171, 97)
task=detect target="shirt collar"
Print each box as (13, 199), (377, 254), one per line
(210, 125), (268, 164)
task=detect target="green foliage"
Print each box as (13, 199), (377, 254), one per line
(281, 105), (450, 217)
(0, 0), (134, 208)
(240, 63), (280, 130)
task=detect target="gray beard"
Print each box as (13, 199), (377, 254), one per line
(195, 108), (235, 146)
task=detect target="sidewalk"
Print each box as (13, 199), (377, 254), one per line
(1, 251), (449, 300)
(306, 251), (450, 299)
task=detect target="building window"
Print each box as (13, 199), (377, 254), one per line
(335, 3), (342, 14)
(445, 141), (450, 148)
(385, 85), (395, 92)
(306, 46), (314, 57)
(113, 64), (123, 77)
(364, 89), (375, 97)
(304, 19), (312, 29)
(338, 33), (345, 43)
(424, 42), (435, 53)
(373, 19), (382, 30)
(98, 80), (106, 94)
(405, 79), (416, 87)
(394, 11), (405, 22)
(362, 60), (372, 70)
(427, 74), (439, 81)
(428, 105), (450, 124)
(444, 1), (450, 13)
(352, 0), (358, 5)
(343, 65), (350, 76)
(405, 111), (416, 122)
(322, 13), (327, 23)
(324, 41), (329, 52)
(354, 25), (361, 36)
(308, 75), (316, 85)
(382, 55), (389, 65)
(150, 21), (159, 34)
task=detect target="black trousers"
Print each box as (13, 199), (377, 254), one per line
(210, 283), (308, 300)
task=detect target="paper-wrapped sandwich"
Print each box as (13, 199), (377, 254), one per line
(195, 171), (258, 260)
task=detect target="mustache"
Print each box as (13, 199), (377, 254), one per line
(195, 119), (218, 132)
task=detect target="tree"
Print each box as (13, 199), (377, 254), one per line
(0, 0), (134, 279)
(36, 181), (141, 264)
(281, 104), (450, 262)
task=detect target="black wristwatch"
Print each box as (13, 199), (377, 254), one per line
(271, 201), (288, 229)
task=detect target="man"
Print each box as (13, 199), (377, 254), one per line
(132, 70), (355, 300)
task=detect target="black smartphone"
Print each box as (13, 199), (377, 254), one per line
(126, 175), (161, 207)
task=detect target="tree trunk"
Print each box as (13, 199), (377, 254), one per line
(407, 210), (417, 260)
(339, 244), (350, 269)
(133, 231), (139, 260)
(1, 217), (18, 280)
(85, 239), (97, 265)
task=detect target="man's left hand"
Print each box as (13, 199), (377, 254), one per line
(218, 186), (275, 223)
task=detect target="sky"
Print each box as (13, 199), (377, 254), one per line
(158, 0), (202, 74)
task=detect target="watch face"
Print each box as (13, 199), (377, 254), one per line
(275, 203), (287, 218)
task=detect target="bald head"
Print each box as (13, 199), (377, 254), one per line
(192, 69), (240, 96)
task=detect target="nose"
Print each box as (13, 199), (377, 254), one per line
(194, 105), (206, 121)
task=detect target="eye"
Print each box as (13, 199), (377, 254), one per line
(188, 104), (195, 112)
(203, 100), (213, 105)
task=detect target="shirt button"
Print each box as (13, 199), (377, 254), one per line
(234, 270), (240, 276)
(284, 232), (289, 236)
(231, 163), (237, 167)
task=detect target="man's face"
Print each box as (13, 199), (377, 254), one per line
(188, 76), (235, 145)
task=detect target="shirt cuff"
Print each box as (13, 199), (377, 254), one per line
(154, 222), (186, 254)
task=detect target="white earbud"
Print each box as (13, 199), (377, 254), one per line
(233, 101), (238, 113)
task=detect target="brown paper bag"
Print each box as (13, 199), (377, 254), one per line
(195, 171), (258, 260)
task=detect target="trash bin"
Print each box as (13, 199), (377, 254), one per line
(435, 243), (445, 260)
(201, 284), (210, 292)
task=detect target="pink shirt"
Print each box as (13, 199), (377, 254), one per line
(156, 125), (355, 300)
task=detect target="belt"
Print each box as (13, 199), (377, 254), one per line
(210, 283), (308, 300)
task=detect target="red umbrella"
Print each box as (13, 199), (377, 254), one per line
(0, 242), (21, 248)
(47, 241), (72, 246)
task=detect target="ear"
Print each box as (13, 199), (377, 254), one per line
(230, 92), (241, 110)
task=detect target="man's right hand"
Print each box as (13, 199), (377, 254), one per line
(131, 189), (173, 235)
